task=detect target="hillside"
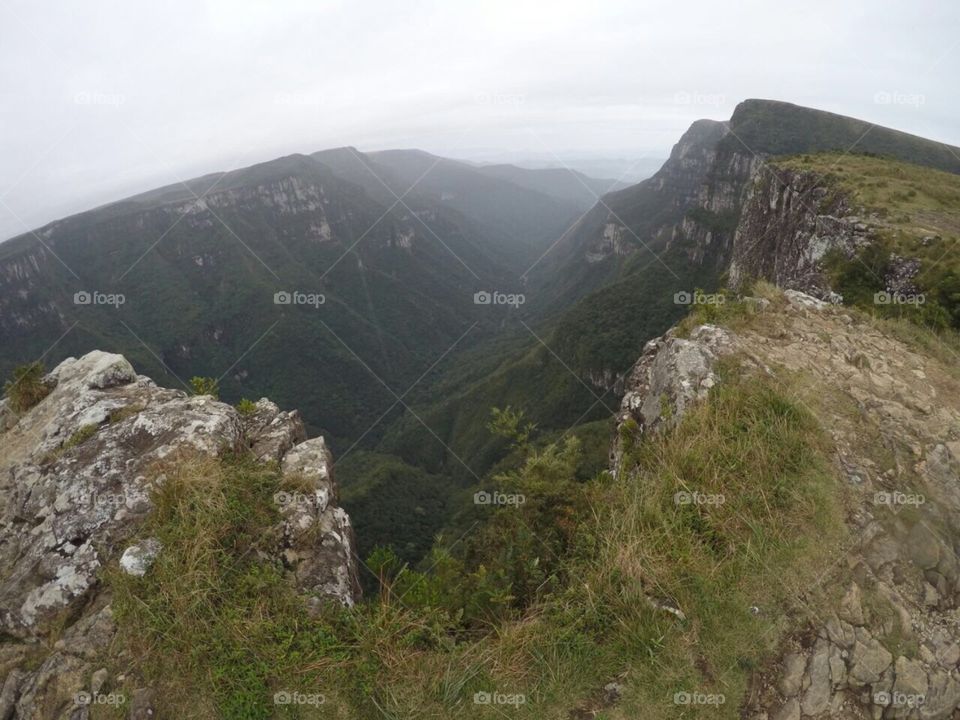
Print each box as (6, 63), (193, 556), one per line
(383, 99), (960, 487)
(4, 288), (959, 718)
(0, 150), (595, 456)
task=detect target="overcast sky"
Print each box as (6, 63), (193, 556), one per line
(1, 0), (957, 241)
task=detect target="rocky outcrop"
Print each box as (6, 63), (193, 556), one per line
(728, 167), (872, 298)
(613, 291), (960, 719)
(611, 323), (740, 475)
(0, 350), (359, 717)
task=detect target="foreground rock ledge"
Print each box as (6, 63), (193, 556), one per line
(0, 350), (360, 639)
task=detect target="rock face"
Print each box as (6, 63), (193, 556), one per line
(277, 437), (362, 609)
(611, 323), (739, 474)
(0, 350), (360, 717)
(728, 167), (871, 298)
(613, 292), (960, 719)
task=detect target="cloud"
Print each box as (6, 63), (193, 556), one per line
(0, 0), (957, 239)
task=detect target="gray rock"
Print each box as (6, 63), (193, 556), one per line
(784, 290), (829, 310)
(838, 582), (865, 626)
(612, 324), (738, 473)
(848, 633), (893, 687)
(0, 669), (24, 720)
(771, 698), (800, 720)
(906, 522), (942, 570)
(89, 668), (108, 696)
(800, 640), (832, 715)
(276, 437), (361, 608)
(0, 351), (244, 637)
(241, 398), (306, 462)
(920, 669), (960, 719)
(119, 539), (162, 577)
(779, 652), (807, 697)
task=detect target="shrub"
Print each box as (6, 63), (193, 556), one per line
(235, 398), (258, 416)
(189, 376), (219, 398)
(3, 361), (52, 413)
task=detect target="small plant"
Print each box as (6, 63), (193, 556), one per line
(235, 398), (257, 416)
(63, 423), (98, 450)
(109, 403), (144, 424)
(189, 376), (219, 398)
(3, 361), (52, 413)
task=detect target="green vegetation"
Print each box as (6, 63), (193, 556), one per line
(190, 376), (220, 398)
(63, 423), (98, 450)
(3, 361), (51, 413)
(685, 207), (739, 235)
(109, 403), (145, 424)
(777, 152), (960, 330)
(723, 99), (960, 173)
(236, 398), (258, 415)
(109, 352), (845, 718)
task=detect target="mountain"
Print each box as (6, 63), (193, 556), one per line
(4, 97), (960, 576)
(0, 150), (601, 455)
(378, 99), (960, 493)
(309, 147), (587, 270)
(533, 99), (960, 313)
(471, 163), (626, 209)
(4, 98), (960, 718)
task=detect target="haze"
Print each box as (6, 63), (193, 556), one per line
(1, 0), (957, 241)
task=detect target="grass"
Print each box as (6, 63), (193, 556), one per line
(594, 361), (845, 718)
(104, 352), (846, 719)
(109, 403), (145, 424)
(63, 423), (98, 450)
(3, 361), (52, 413)
(775, 152), (960, 329)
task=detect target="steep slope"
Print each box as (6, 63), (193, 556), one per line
(730, 152), (960, 328)
(378, 101), (960, 519)
(310, 147), (586, 270)
(534, 99), (960, 313)
(0, 151), (538, 451)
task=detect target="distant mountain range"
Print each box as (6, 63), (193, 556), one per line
(3, 98), (959, 563)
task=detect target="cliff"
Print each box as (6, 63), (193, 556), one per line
(0, 351), (359, 718)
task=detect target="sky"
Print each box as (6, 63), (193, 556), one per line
(1, 0), (958, 241)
